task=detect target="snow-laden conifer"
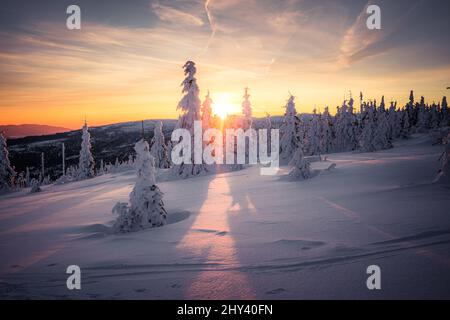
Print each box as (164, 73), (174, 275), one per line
(150, 121), (170, 168)
(113, 139), (167, 233)
(77, 122), (95, 180)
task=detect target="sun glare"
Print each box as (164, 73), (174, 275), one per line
(212, 93), (237, 120)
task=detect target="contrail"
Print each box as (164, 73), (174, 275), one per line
(200, 0), (216, 56)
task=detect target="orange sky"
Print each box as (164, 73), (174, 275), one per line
(1, 0), (449, 129)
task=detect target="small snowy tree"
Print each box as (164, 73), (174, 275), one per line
(288, 147), (311, 180)
(30, 178), (41, 193)
(77, 122), (95, 180)
(280, 95), (300, 162)
(0, 132), (16, 193)
(172, 60), (208, 178)
(241, 87), (253, 131)
(150, 121), (170, 168)
(112, 139), (167, 233)
(437, 133), (450, 184)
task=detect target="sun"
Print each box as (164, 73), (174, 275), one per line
(212, 93), (237, 120)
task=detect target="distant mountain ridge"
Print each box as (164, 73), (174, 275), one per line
(0, 124), (71, 138)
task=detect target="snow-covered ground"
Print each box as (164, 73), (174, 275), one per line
(0, 134), (449, 299)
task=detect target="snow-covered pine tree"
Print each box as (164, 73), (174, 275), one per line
(379, 96), (386, 112)
(172, 60), (208, 178)
(112, 139), (167, 233)
(430, 103), (440, 130)
(0, 132), (16, 193)
(334, 99), (358, 152)
(29, 178), (41, 193)
(436, 133), (450, 184)
(416, 96), (429, 133)
(306, 109), (321, 156)
(201, 90), (213, 130)
(400, 108), (410, 138)
(359, 104), (376, 152)
(241, 87), (252, 131)
(373, 107), (393, 150)
(388, 101), (401, 139)
(77, 122), (95, 180)
(288, 146), (311, 180)
(25, 167), (30, 187)
(440, 96), (448, 127)
(280, 95), (301, 162)
(319, 107), (334, 154)
(150, 121), (170, 168)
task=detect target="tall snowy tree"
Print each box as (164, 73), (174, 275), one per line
(388, 101), (400, 139)
(319, 107), (334, 154)
(241, 87), (252, 130)
(0, 132), (16, 193)
(306, 109), (321, 155)
(172, 61), (208, 178)
(374, 108), (393, 150)
(359, 105), (376, 152)
(440, 96), (448, 127)
(280, 95), (301, 162)
(416, 96), (429, 133)
(150, 121), (170, 168)
(334, 100), (358, 152)
(288, 147), (311, 180)
(77, 121), (95, 180)
(201, 90), (213, 130)
(112, 139), (167, 233)
(400, 108), (410, 138)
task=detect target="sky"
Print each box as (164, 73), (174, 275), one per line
(0, 0), (449, 129)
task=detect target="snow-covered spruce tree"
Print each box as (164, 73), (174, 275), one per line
(400, 108), (410, 138)
(306, 109), (321, 156)
(440, 96), (448, 127)
(334, 100), (358, 152)
(150, 121), (170, 169)
(319, 107), (334, 154)
(436, 133), (450, 184)
(388, 101), (401, 139)
(30, 178), (41, 193)
(77, 122), (95, 180)
(241, 87), (252, 131)
(0, 132), (16, 193)
(172, 61), (208, 178)
(201, 90), (213, 130)
(416, 96), (429, 133)
(430, 103), (440, 130)
(112, 139), (167, 233)
(289, 146), (311, 180)
(280, 95), (301, 162)
(358, 105), (376, 152)
(373, 108), (393, 150)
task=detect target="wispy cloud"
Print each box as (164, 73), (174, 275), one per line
(151, 2), (204, 27)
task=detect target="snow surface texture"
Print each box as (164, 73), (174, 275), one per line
(0, 134), (450, 299)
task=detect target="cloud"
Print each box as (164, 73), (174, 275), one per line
(338, 0), (425, 66)
(151, 2), (204, 27)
